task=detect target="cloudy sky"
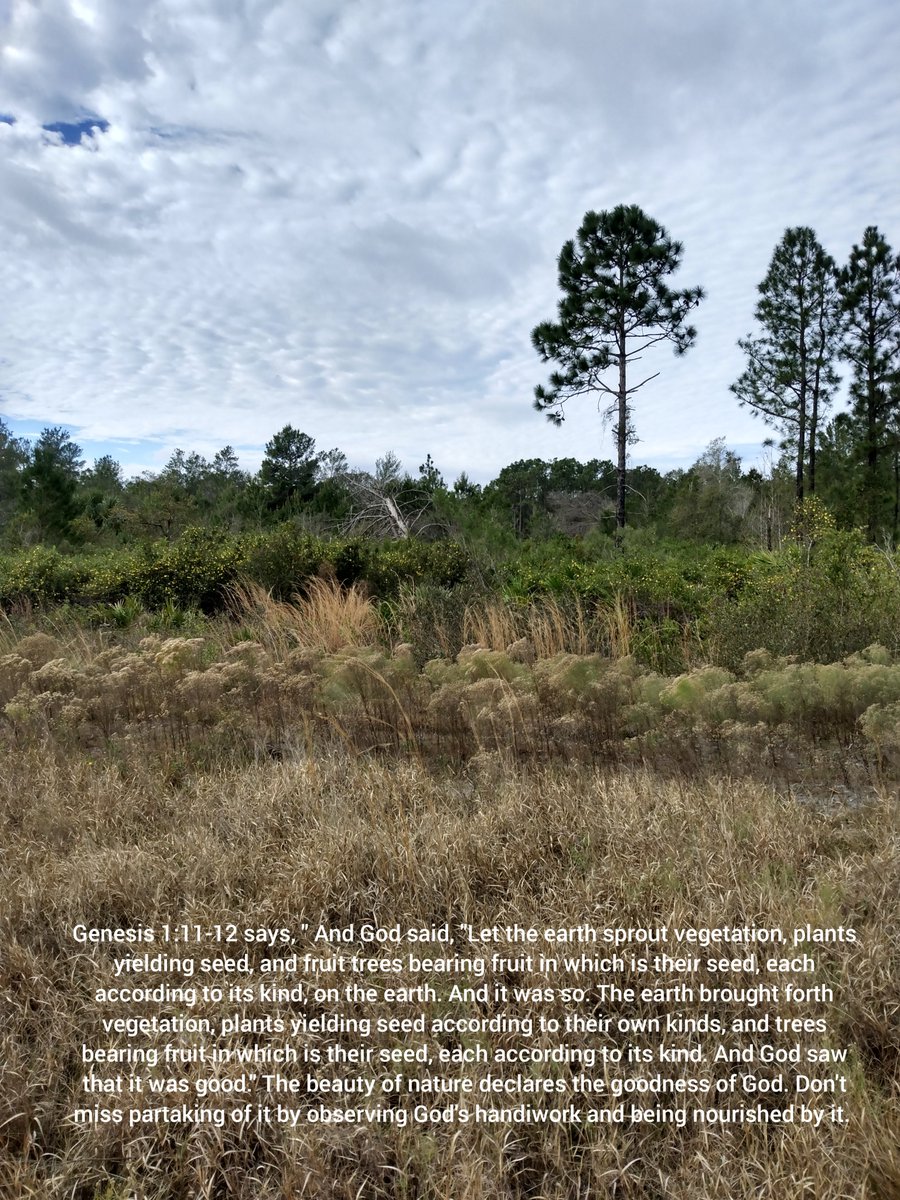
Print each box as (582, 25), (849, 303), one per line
(1, 0), (898, 484)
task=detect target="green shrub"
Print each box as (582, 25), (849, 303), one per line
(241, 525), (327, 599)
(365, 539), (469, 596)
(706, 532), (900, 667)
(330, 538), (370, 586)
(89, 596), (145, 629)
(124, 528), (244, 611)
(0, 546), (92, 607)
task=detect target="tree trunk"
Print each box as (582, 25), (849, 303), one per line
(615, 322), (627, 536)
(796, 300), (808, 502)
(809, 357), (821, 495)
(893, 431), (899, 548)
(867, 319), (879, 539)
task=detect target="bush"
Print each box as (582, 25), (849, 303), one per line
(240, 525), (327, 599)
(365, 539), (470, 596)
(706, 532), (900, 667)
(0, 547), (93, 607)
(126, 528), (245, 611)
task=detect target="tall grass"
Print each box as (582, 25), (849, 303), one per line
(3, 616), (900, 784)
(227, 577), (381, 654)
(1, 745), (897, 1199)
(1, 609), (899, 1196)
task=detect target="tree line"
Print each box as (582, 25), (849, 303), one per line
(0, 414), (884, 554)
(1, 205), (898, 552)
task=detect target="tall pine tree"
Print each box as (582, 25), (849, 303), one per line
(731, 227), (841, 502)
(837, 226), (900, 538)
(532, 205), (703, 532)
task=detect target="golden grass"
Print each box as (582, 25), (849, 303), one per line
(0, 618), (899, 1196)
(462, 594), (606, 659)
(227, 577), (381, 655)
(1, 736), (898, 1198)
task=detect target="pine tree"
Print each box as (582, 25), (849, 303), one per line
(259, 426), (320, 512)
(532, 205), (703, 532)
(22, 427), (84, 541)
(731, 227), (841, 502)
(837, 226), (900, 538)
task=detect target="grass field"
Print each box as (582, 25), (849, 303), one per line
(1, 598), (899, 1199)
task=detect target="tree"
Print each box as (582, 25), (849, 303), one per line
(452, 472), (480, 498)
(211, 446), (243, 483)
(731, 227), (841, 501)
(668, 438), (750, 544)
(418, 453), (445, 494)
(816, 413), (867, 531)
(532, 204), (703, 532)
(0, 418), (29, 534)
(486, 459), (551, 538)
(315, 448), (349, 483)
(343, 453), (432, 539)
(80, 454), (125, 537)
(540, 457), (612, 535)
(258, 426), (320, 513)
(22, 426), (84, 541)
(837, 226), (900, 538)
(82, 454), (124, 495)
(123, 472), (199, 540)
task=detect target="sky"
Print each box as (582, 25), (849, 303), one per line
(1, 0), (899, 485)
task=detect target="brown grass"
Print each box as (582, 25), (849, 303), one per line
(2, 755), (899, 1195)
(462, 594), (607, 659)
(1, 618), (899, 1197)
(227, 577), (381, 655)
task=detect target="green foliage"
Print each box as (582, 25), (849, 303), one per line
(21, 427), (85, 543)
(242, 524), (327, 598)
(125, 528), (244, 610)
(365, 539), (469, 597)
(706, 529), (900, 666)
(146, 599), (207, 634)
(731, 227), (841, 501)
(666, 439), (751, 544)
(89, 596), (145, 629)
(259, 425), (319, 513)
(330, 538), (370, 586)
(0, 546), (93, 606)
(837, 226), (900, 536)
(3, 485), (900, 682)
(788, 496), (836, 549)
(0, 418), (29, 537)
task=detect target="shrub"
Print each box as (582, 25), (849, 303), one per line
(706, 532), (900, 667)
(0, 546), (92, 607)
(241, 525), (327, 599)
(365, 539), (469, 596)
(126, 528), (244, 611)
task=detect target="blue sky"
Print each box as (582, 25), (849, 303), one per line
(1, 0), (899, 483)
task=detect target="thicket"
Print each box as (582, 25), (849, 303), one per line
(0, 528), (469, 613)
(2, 516), (899, 676)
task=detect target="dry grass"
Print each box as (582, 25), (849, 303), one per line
(2, 622), (899, 783)
(1, 617), (899, 1197)
(227, 578), (381, 655)
(2, 741), (899, 1197)
(462, 595), (607, 659)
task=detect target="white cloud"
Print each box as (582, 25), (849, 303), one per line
(0, 0), (898, 482)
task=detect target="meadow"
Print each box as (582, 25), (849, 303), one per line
(1, 576), (899, 1199)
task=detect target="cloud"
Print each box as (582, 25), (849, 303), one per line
(0, 0), (898, 482)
